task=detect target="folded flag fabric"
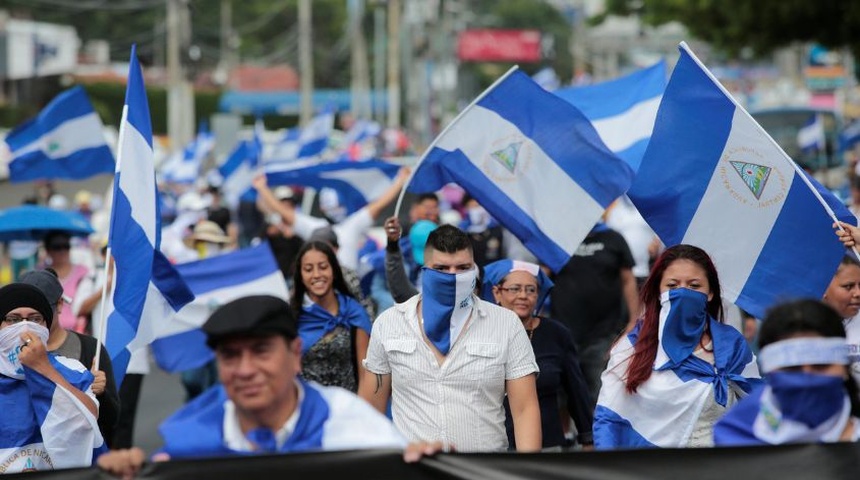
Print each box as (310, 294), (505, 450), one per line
(266, 159), (400, 215)
(627, 42), (856, 320)
(593, 288), (760, 449)
(797, 113), (826, 153)
(408, 67), (634, 273)
(554, 61), (666, 171)
(105, 45), (195, 387)
(160, 128), (215, 184)
(4, 86), (115, 182)
(0, 356), (104, 473)
(150, 242), (290, 372)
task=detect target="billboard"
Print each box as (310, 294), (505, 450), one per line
(457, 29), (542, 63)
(0, 19), (79, 80)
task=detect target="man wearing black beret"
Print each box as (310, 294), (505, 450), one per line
(98, 295), (446, 477)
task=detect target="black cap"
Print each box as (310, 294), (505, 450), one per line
(0, 283), (55, 329)
(19, 269), (64, 315)
(202, 295), (297, 349)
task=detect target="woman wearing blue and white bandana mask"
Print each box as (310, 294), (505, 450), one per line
(0, 283), (104, 473)
(715, 299), (860, 445)
(291, 241), (372, 393)
(594, 244), (762, 449)
(482, 259), (594, 450)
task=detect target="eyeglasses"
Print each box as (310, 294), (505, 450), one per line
(3, 314), (46, 325)
(498, 285), (539, 296)
(47, 243), (71, 251)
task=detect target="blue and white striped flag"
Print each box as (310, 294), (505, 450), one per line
(841, 119), (860, 150)
(554, 60), (666, 171)
(342, 119), (381, 161)
(106, 46), (195, 386)
(150, 243), (289, 373)
(219, 125), (263, 208)
(266, 159), (400, 215)
(4, 86), (115, 182)
(594, 288), (760, 449)
(408, 68), (634, 273)
(797, 113), (826, 153)
(628, 42), (855, 321)
(160, 127), (215, 184)
(265, 127), (301, 164)
(296, 108), (335, 159)
(0, 355), (105, 472)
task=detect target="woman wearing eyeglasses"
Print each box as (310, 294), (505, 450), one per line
(41, 230), (90, 333)
(0, 283), (104, 473)
(482, 259), (594, 450)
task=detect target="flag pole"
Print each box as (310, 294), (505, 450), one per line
(393, 65), (521, 218)
(92, 247), (113, 370)
(679, 41), (860, 260)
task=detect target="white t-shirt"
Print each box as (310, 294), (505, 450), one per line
(844, 314), (860, 386)
(292, 208), (373, 271)
(605, 196), (656, 279)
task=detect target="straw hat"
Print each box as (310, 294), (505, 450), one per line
(190, 221), (230, 244)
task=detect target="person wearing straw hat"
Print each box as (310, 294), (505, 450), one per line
(19, 267), (120, 448)
(188, 220), (233, 259)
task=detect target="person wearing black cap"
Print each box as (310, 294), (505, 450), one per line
(19, 268), (120, 448)
(98, 294), (419, 476)
(0, 282), (105, 473)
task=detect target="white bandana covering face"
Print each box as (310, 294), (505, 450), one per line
(0, 321), (49, 379)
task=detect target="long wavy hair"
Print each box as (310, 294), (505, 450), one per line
(624, 244), (724, 393)
(290, 241), (353, 319)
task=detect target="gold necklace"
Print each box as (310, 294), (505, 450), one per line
(524, 317), (537, 341)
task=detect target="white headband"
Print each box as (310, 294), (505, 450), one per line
(758, 337), (849, 374)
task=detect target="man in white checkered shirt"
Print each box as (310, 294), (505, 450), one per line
(360, 225), (541, 452)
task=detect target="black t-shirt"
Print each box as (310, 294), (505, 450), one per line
(207, 206), (232, 234)
(549, 228), (635, 345)
(469, 225), (505, 268)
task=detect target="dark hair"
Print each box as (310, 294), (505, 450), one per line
(290, 241), (353, 318)
(425, 224), (472, 257)
(43, 230), (71, 247)
(759, 299), (860, 417)
(837, 254), (860, 270)
(625, 244), (723, 393)
(416, 193), (439, 205)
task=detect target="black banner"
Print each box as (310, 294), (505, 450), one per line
(8, 444), (860, 480)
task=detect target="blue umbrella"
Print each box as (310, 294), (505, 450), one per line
(0, 205), (94, 242)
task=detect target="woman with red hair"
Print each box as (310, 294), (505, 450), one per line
(593, 244), (762, 449)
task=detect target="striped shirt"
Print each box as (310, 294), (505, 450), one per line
(363, 294), (538, 452)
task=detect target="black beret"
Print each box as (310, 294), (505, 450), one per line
(202, 295), (297, 349)
(0, 283), (55, 329)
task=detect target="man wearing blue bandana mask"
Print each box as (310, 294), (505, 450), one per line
(715, 299), (860, 445)
(360, 225), (541, 452)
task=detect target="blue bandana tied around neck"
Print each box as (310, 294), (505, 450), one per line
(420, 267), (477, 355)
(298, 293), (371, 355)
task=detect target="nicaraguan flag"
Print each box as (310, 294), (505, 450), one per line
(408, 68), (634, 273)
(554, 61), (666, 172)
(841, 119), (860, 151)
(150, 243), (289, 372)
(628, 42), (856, 321)
(106, 46), (195, 386)
(4, 86), (115, 182)
(265, 127), (300, 164)
(593, 288), (760, 449)
(219, 132), (262, 208)
(797, 113), (826, 153)
(0, 356), (105, 472)
(160, 127), (215, 184)
(266, 159), (400, 215)
(296, 108), (335, 159)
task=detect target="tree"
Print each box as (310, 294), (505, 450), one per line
(602, 0), (860, 59)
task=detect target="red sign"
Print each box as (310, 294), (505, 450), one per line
(457, 29), (542, 63)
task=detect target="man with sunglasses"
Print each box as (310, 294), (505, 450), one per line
(0, 283), (105, 473)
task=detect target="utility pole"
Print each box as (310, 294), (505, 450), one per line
(218, 0), (236, 87)
(372, 3), (386, 123)
(349, 0), (372, 119)
(386, 0), (401, 128)
(298, 0), (314, 125)
(167, 0), (195, 149)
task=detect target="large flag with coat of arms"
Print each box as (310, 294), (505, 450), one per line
(628, 42), (856, 320)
